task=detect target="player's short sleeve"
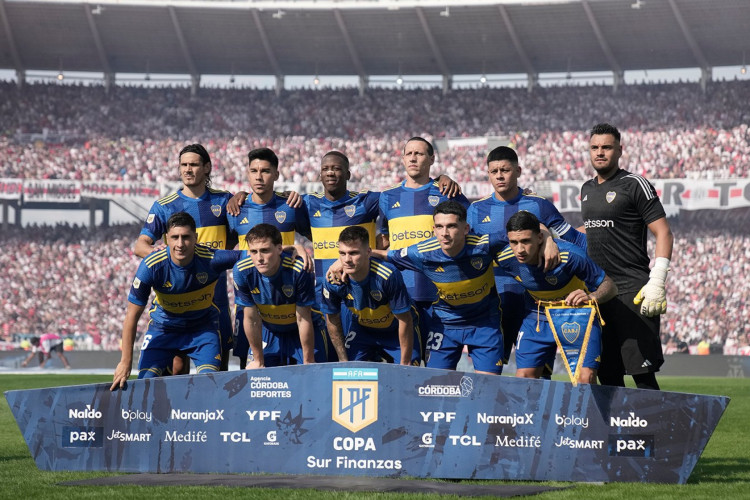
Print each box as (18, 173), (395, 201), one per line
(139, 200), (167, 242)
(127, 260), (155, 306)
(294, 263), (317, 308)
(320, 282), (343, 315)
(387, 244), (423, 273)
(232, 263), (256, 308)
(453, 193), (471, 209)
(212, 250), (243, 272)
(294, 201), (313, 240)
(632, 177), (667, 226)
(382, 268), (411, 315)
(377, 191), (391, 236)
(537, 198), (587, 249)
(568, 245), (606, 291)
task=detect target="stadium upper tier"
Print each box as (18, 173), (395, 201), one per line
(0, 80), (747, 185)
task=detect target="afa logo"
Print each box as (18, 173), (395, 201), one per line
(332, 368), (378, 433)
(561, 322), (581, 343)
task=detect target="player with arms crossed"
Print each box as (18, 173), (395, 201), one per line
(580, 123), (674, 390)
(233, 224), (325, 368)
(495, 211), (617, 384)
(322, 226), (422, 365)
(372, 200), (506, 375)
(135, 144), (235, 373)
(112, 212), (241, 389)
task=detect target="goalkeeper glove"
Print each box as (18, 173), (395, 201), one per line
(633, 257), (670, 317)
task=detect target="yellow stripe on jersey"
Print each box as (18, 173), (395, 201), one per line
(145, 249), (169, 267)
(154, 282), (216, 314)
(157, 192), (179, 205)
(195, 246), (215, 259)
(311, 222), (376, 260)
(388, 214), (434, 249)
(435, 266), (495, 306)
(236, 256), (255, 271)
(466, 234), (489, 245)
(208, 187), (230, 194)
(494, 248), (516, 263)
(370, 261), (393, 281)
(350, 304), (395, 330)
(382, 183), (403, 192)
(417, 239), (441, 252)
(256, 303), (297, 326)
(527, 277), (590, 302)
(196, 226), (227, 250)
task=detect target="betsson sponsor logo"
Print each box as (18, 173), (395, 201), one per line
(583, 219), (614, 229)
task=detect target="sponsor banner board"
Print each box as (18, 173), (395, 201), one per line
(5, 363), (728, 483)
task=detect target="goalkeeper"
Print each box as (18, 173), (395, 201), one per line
(579, 123), (674, 390)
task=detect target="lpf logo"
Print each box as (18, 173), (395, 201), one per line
(332, 368), (378, 432)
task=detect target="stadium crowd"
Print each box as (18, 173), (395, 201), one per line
(0, 80), (748, 355)
(0, 80), (748, 190)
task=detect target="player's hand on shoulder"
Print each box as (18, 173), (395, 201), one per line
(436, 175), (462, 198)
(227, 191), (248, 215)
(326, 260), (347, 285)
(284, 190), (303, 208)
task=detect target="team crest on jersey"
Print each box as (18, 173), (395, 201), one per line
(146, 214), (155, 224)
(370, 290), (383, 302)
(211, 204), (222, 217)
(561, 322), (581, 343)
(132, 277), (141, 289)
(196, 272), (208, 284)
(282, 285), (294, 298)
(428, 195), (440, 207)
(471, 257), (483, 270)
(545, 275), (558, 286)
(344, 205), (356, 217)
(606, 191), (617, 204)
(275, 211), (287, 224)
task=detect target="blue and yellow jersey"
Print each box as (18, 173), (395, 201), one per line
(493, 239), (605, 303)
(467, 190), (587, 297)
(140, 187), (234, 306)
(228, 192), (312, 250)
(320, 258), (412, 334)
(128, 247), (242, 333)
(303, 190), (380, 292)
(378, 180), (470, 302)
(232, 252), (315, 335)
(388, 234), (501, 327)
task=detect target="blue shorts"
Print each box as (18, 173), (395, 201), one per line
(138, 326), (221, 378)
(426, 315), (504, 374)
(247, 310), (330, 366)
(515, 311), (601, 370)
(345, 311), (422, 365)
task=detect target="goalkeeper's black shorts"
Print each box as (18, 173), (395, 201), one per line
(598, 291), (664, 377)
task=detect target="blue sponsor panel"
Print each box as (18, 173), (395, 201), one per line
(5, 363), (728, 483)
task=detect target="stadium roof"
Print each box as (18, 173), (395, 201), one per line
(0, 0), (747, 85)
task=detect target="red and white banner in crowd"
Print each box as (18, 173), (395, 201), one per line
(81, 181), (161, 199)
(0, 178), (24, 200)
(23, 180), (81, 203)
(546, 179), (750, 214)
(2, 179), (750, 214)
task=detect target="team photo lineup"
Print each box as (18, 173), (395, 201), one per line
(112, 123), (672, 391)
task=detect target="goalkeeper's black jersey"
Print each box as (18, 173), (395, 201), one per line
(580, 168), (667, 293)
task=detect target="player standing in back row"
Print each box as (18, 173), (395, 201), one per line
(580, 123), (674, 390)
